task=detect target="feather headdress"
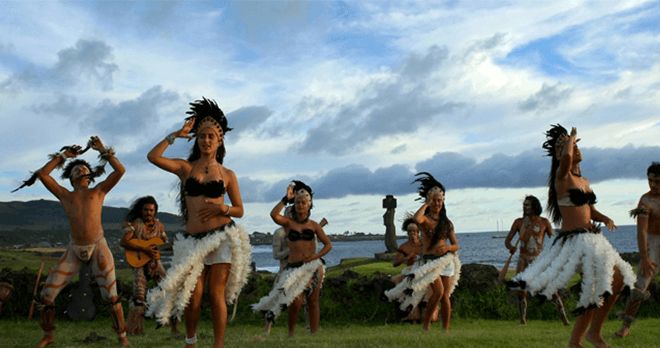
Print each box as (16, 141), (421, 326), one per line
(184, 97), (232, 137)
(411, 172), (445, 202)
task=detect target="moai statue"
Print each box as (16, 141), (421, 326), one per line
(383, 195), (397, 253)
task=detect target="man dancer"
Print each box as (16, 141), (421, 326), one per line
(616, 162), (660, 337)
(120, 196), (179, 335)
(34, 136), (129, 347)
(505, 195), (570, 326)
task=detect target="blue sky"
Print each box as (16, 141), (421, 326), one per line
(1, 1), (659, 235)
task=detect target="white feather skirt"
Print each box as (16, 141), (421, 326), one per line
(251, 259), (325, 322)
(384, 252), (461, 312)
(145, 223), (253, 325)
(509, 232), (635, 311)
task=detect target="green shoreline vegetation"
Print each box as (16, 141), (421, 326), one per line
(1, 249), (659, 347)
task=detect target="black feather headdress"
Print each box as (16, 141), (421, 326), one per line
(184, 97), (232, 137)
(411, 172), (445, 202)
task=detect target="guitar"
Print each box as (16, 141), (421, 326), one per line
(125, 237), (167, 268)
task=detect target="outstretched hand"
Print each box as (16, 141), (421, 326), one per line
(174, 119), (196, 140)
(90, 136), (104, 151)
(63, 145), (83, 158)
(286, 184), (295, 201)
(605, 219), (618, 232)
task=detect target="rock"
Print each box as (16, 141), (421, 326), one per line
(455, 263), (499, 293)
(374, 252), (397, 261)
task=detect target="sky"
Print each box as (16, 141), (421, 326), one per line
(1, 0), (659, 236)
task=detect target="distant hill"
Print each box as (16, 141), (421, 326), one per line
(0, 199), (183, 246)
(0, 199), (182, 228)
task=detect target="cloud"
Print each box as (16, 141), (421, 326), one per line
(295, 45), (466, 155)
(226, 105), (273, 137)
(90, 86), (179, 135)
(518, 83), (573, 112)
(0, 39), (118, 93)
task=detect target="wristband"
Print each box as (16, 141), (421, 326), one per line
(281, 196), (288, 204)
(166, 133), (176, 145)
(223, 205), (231, 216)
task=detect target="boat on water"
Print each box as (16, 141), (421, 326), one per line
(492, 219), (506, 238)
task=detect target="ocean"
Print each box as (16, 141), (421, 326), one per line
(251, 225), (640, 273)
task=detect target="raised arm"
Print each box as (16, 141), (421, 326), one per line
(147, 119), (195, 177)
(91, 137), (124, 194)
(557, 127), (577, 180)
(270, 184), (295, 227)
(413, 201), (430, 226)
(38, 146), (80, 199)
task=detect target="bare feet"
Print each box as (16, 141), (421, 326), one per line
(253, 335), (265, 341)
(614, 325), (629, 338)
(568, 343), (586, 348)
(118, 335), (131, 346)
(35, 332), (54, 348)
(584, 331), (611, 348)
(422, 324), (430, 331)
(518, 320), (526, 326)
(264, 321), (271, 334)
(184, 343), (196, 348)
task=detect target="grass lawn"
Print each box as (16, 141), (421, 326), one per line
(1, 317), (658, 348)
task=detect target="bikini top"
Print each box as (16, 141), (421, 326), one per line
(557, 188), (597, 207)
(183, 177), (226, 198)
(288, 229), (315, 242)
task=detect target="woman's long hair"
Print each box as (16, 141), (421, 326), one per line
(542, 124), (568, 225)
(412, 172), (449, 247)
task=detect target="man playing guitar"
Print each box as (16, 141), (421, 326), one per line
(120, 196), (179, 335)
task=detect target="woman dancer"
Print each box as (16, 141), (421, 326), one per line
(508, 125), (635, 348)
(252, 181), (332, 337)
(146, 98), (252, 348)
(385, 172), (461, 332)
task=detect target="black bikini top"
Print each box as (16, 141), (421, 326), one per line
(184, 177), (226, 198)
(568, 188), (597, 206)
(288, 229), (315, 242)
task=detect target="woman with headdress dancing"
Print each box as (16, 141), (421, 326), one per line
(145, 98), (252, 348)
(252, 181), (332, 337)
(385, 173), (461, 332)
(508, 125), (635, 348)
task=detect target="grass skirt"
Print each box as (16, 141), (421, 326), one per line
(384, 252), (461, 312)
(145, 223), (253, 325)
(509, 231), (635, 313)
(251, 259), (325, 322)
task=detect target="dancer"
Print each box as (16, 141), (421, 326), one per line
(120, 196), (179, 335)
(385, 172), (461, 332)
(21, 136), (130, 347)
(145, 98), (252, 348)
(615, 162), (660, 338)
(508, 125), (635, 348)
(504, 195), (570, 326)
(252, 181), (332, 337)
(391, 214), (430, 324)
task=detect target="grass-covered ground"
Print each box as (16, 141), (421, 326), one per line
(1, 317), (659, 348)
(2, 249), (660, 347)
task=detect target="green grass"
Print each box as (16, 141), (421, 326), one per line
(1, 317), (659, 348)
